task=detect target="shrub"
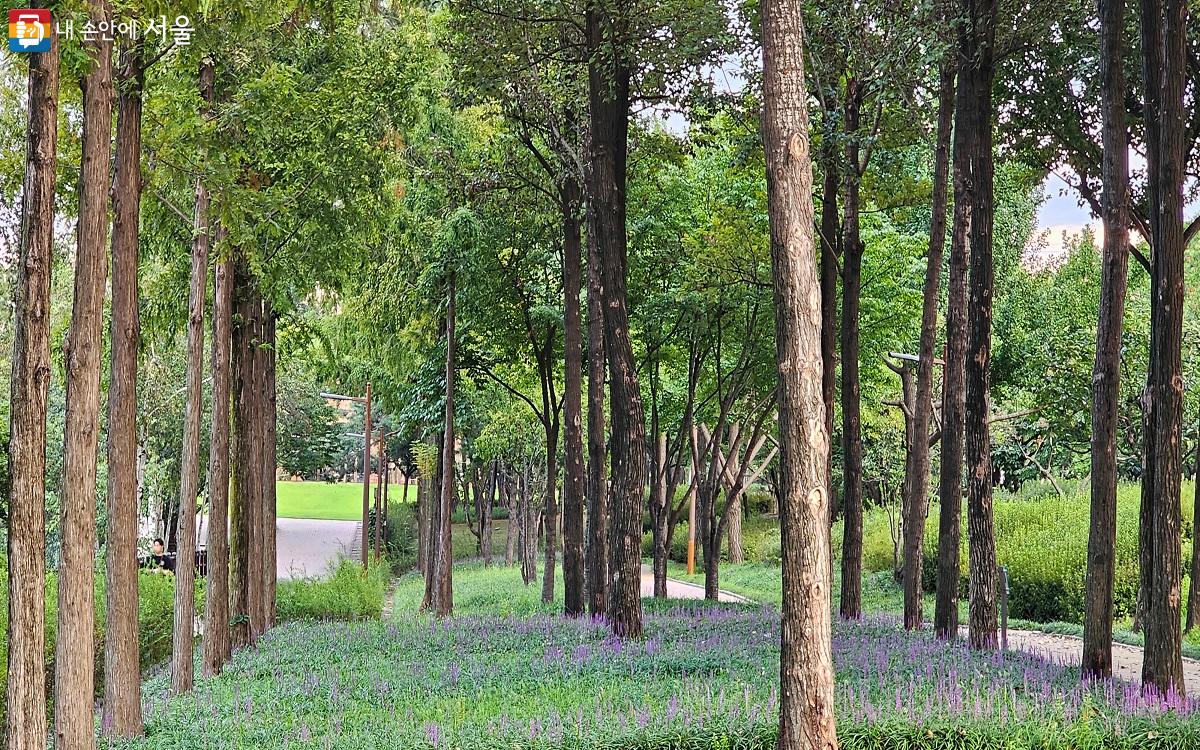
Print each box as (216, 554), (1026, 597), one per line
(0, 561), (198, 726)
(876, 481), (1197, 623)
(275, 557), (388, 621)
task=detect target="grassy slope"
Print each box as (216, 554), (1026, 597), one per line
(276, 479), (419, 520)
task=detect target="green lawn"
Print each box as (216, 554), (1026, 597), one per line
(275, 480), (415, 520)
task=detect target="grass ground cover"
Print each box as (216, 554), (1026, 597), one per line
(106, 565), (1200, 750)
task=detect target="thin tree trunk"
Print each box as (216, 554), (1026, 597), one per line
(651, 432), (669, 598)
(422, 431), (443, 608)
(1139, 0), (1187, 695)
(56, 6), (113, 743)
(838, 81), (865, 621)
(1083, 0), (1130, 678)
(247, 293), (267, 639)
(562, 190), (587, 615)
(934, 39), (974, 642)
(481, 462), (494, 565)
(505, 469), (518, 565)
(520, 463), (537, 584)
(6, 23), (58, 750)
(761, 0), (839, 738)
(587, 6), (645, 639)
(585, 204), (608, 616)
(433, 273), (457, 617)
(262, 305), (278, 627)
(962, 0), (999, 651)
(203, 246), (233, 677)
(541, 422), (560, 603)
(102, 36), (145, 737)
(171, 55), (213, 694)
(902, 19), (955, 631)
(818, 115), (840, 573)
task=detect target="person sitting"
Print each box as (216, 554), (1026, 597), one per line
(148, 538), (175, 574)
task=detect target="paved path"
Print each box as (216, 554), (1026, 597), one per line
(198, 516), (359, 580)
(277, 518), (359, 578)
(990, 627), (1200, 695)
(639, 564), (748, 603)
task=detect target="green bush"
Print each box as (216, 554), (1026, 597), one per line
(275, 557), (388, 621)
(867, 482), (1197, 623)
(0, 562), (198, 726)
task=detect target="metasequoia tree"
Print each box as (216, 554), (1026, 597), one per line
(901, 0), (956, 632)
(103, 34), (148, 737)
(1138, 0), (1188, 695)
(960, 0), (1000, 652)
(1082, 0), (1131, 679)
(760, 0), (838, 740)
(56, 1), (113, 745)
(203, 241), (234, 676)
(6, 22), (59, 749)
(171, 55), (215, 697)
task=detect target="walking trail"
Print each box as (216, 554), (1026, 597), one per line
(995, 627), (1200, 695)
(199, 515), (359, 579)
(639, 564), (748, 603)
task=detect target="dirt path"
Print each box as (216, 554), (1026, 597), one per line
(639, 564), (748, 603)
(964, 627), (1200, 694)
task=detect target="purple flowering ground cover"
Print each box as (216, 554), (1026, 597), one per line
(102, 567), (1200, 750)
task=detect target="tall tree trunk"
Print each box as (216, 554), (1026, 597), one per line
(587, 5), (644, 638)
(247, 293), (267, 639)
(262, 305), (278, 628)
(102, 37), (145, 737)
(934, 42), (974, 643)
(818, 113), (840, 572)
(1138, 0), (1187, 695)
(903, 21), (955, 632)
(562, 191), (587, 615)
(541, 421), (560, 603)
(1083, 0), (1130, 679)
(56, 7), (113, 745)
(171, 56), (213, 694)
(229, 259), (261, 650)
(585, 207), (608, 616)
(838, 82), (865, 621)
(761, 0), (839, 741)
(961, 0), (999, 651)
(203, 246), (233, 677)
(432, 274), (457, 617)
(6, 23), (58, 750)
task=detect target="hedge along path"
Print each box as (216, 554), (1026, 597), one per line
(959, 626), (1200, 695)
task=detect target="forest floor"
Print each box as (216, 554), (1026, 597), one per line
(105, 564), (1200, 750)
(665, 559), (1200, 694)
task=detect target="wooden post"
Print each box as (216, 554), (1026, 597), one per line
(361, 381), (372, 570)
(374, 425), (384, 562)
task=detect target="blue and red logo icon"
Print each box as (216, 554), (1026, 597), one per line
(8, 9), (51, 53)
